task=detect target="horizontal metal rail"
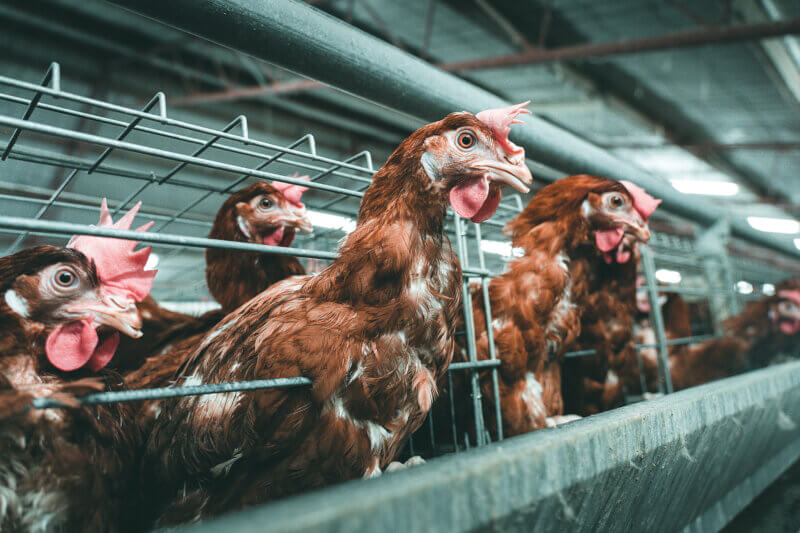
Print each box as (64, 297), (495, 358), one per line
(0, 91), (372, 186)
(0, 216), (339, 260)
(441, 18), (800, 71)
(564, 334), (720, 359)
(0, 115), (362, 199)
(448, 360), (501, 371)
(0, 72), (376, 178)
(31, 377), (313, 409)
(178, 361), (800, 533)
(0, 217), (492, 277)
(107, 0), (800, 258)
(636, 334), (719, 350)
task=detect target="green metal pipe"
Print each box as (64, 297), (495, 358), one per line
(106, 0), (800, 258)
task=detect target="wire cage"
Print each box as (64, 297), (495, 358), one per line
(2, 61), (796, 456)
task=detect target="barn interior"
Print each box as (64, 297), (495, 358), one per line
(0, 0), (799, 531)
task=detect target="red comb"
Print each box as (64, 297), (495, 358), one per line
(621, 181), (661, 220)
(779, 290), (800, 307)
(476, 101), (531, 158)
(67, 199), (156, 302)
(272, 174), (310, 208)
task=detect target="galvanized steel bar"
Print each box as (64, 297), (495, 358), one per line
(0, 215), (338, 260)
(641, 246), (674, 394)
(106, 0), (800, 258)
(5, 92), (170, 254)
(179, 362), (800, 533)
(0, 115), (362, 199)
(32, 377), (312, 409)
(452, 215), (486, 447)
(0, 216), (491, 277)
(448, 360), (501, 371)
(0, 62), (58, 160)
(0, 72), (375, 177)
(474, 222), (504, 441)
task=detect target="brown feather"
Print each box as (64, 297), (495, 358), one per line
(137, 112), (515, 527)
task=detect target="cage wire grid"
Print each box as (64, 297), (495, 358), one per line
(0, 62), (792, 456)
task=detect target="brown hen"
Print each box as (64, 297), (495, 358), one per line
(670, 277), (800, 390)
(457, 175), (657, 437)
(0, 203), (156, 532)
(137, 104), (532, 527)
(116, 181), (314, 373)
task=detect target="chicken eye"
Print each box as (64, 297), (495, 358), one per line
(54, 268), (77, 288)
(258, 198), (273, 211)
(609, 194), (624, 208)
(457, 131), (475, 149)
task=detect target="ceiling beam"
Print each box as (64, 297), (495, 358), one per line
(604, 141), (800, 152)
(440, 18), (800, 72)
(106, 0), (800, 258)
(171, 79), (323, 105)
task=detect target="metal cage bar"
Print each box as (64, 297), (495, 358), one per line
(106, 0), (800, 258)
(0, 58), (796, 533)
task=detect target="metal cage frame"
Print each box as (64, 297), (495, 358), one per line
(1, 0), (799, 529)
(2, 61), (793, 452)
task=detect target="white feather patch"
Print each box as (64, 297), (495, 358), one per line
(4, 290), (29, 318)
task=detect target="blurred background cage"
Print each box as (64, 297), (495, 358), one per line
(2, 0), (800, 531)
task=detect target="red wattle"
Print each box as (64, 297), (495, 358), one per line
(262, 226), (285, 247)
(470, 187), (501, 223)
(780, 319), (800, 335)
(87, 331), (120, 372)
(596, 227), (624, 253)
(45, 318), (121, 372)
(45, 318), (99, 371)
(449, 177), (489, 220)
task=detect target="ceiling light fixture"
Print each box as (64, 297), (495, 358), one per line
(747, 217), (800, 234)
(655, 269), (681, 284)
(736, 281), (754, 295)
(306, 210), (356, 233)
(480, 240), (523, 258)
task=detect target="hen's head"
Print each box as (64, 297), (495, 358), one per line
(769, 279), (800, 335)
(506, 175), (660, 261)
(1, 248), (144, 372)
(362, 102), (533, 224)
(1, 200), (156, 372)
(211, 179), (313, 247)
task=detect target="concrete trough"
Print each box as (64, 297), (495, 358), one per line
(180, 361), (800, 532)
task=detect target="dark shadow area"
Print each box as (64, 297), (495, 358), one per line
(724, 458), (800, 532)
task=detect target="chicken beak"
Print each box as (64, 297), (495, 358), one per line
(615, 214), (650, 243)
(470, 159), (532, 194)
(68, 293), (143, 339)
(274, 207), (314, 234)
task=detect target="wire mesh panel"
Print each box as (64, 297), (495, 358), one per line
(0, 63), (513, 449)
(0, 62), (795, 460)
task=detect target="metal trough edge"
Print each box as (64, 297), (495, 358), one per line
(180, 361), (800, 532)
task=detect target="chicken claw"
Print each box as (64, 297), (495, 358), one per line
(545, 414), (582, 428)
(385, 455), (426, 472)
